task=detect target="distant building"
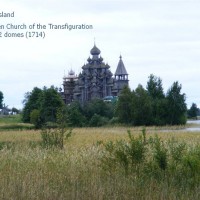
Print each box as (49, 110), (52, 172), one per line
(62, 44), (129, 104)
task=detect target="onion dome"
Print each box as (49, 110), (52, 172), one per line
(99, 56), (103, 62)
(90, 44), (101, 55)
(69, 69), (75, 76)
(87, 57), (92, 62)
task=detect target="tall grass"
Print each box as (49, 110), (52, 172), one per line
(0, 127), (199, 199)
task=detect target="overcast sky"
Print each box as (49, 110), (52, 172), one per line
(1, 0), (200, 109)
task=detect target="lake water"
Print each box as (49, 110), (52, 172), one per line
(187, 120), (200, 125)
(161, 120), (200, 132)
(185, 120), (200, 132)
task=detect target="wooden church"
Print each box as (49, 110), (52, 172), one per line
(61, 44), (129, 104)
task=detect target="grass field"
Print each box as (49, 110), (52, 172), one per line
(0, 116), (199, 199)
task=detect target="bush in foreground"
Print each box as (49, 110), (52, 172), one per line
(101, 129), (200, 190)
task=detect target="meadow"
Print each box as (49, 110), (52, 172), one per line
(0, 115), (199, 199)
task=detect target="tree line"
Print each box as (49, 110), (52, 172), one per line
(22, 74), (194, 128)
(22, 85), (115, 128)
(117, 74), (187, 125)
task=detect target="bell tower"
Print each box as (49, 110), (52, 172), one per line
(114, 55), (129, 95)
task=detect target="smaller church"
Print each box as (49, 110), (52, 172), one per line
(61, 44), (129, 104)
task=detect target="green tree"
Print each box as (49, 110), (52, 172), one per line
(146, 74), (167, 125)
(0, 91), (3, 109)
(116, 86), (133, 124)
(22, 86), (65, 127)
(83, 99), (115, 120)
(66, 101), (86, 127)
(147, 74), (165, 99)
(132, 84), (153, 125)
(11, 107), (20, 114)
(22, 87), (43, 122)
(166, 82), (187, 125)
(187, 103), (198, 119)
(39, 86), (65, 123)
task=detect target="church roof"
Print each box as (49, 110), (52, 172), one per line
(115, 55), (128, 75)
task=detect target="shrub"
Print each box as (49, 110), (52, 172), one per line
(127, 129), (147, 167)
(40, 107), (72, 149)
(102, 129), (147, 174)
(182, 145), (200, 182)
(41, 127), (72, 149)
(89, 114), (108, 127)
(152, 135), (168, 171)
(168, 137), (186, 164)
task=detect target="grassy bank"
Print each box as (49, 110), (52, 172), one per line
(0, 115), (34, 131)
(0, 114), (23, 123)
(0, 127), (199, 199)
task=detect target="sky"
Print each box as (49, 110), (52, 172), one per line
(1, 0), (200, 109)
